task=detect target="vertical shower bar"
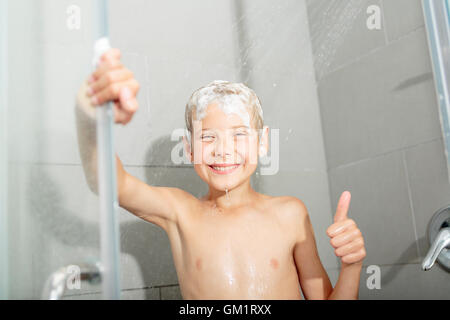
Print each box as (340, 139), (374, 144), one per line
(92, 0), (121, 299)
(422, 0), (450, 184)
(0, 0), (9, 300)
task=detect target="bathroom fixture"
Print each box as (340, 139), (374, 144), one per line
(422, 205), (450, 271)
(41, 262), (102, 300)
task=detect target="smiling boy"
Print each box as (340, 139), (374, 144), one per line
(75, 48), (366, 299)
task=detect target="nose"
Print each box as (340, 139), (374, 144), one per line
(213, 136), (234, 159)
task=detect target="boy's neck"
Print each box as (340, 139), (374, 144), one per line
(204, 179), (258, 210)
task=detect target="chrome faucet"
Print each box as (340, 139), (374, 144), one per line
(422, 227), (450, 271)
(41, 262), (102, 299)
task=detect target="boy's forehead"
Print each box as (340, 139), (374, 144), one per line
(193, 116), (253, 132)
(193, 102), (252, 128)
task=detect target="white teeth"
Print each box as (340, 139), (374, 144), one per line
(211, 165), (239, 171)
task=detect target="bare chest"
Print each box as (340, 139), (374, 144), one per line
(171, 208), (299, 298)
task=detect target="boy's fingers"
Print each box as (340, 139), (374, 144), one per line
(89, 68), (134, 95)
(120, 95), (139, 113)
(91, 79), (137, 106)
(329, 228), (362, 248)
(100, 48), (121, 62)
(113, 103), (132, 124)
(335, 238), (364, 257)
(90, 59), (123, 81)
(341, 248), (366, 264)
(326, 219), (356, 237)
(119, 85), (139, 111)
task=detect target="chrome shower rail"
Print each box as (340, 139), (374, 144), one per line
(423, 0), (450, 184)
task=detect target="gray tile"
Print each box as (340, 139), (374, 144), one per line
(160, 285), (184, 300)
(62, 291), (102, 300)
(329, 151), (420, 266)
(306, 0), (386, 80)
(359, 263), (450, 299)
(242, 68), (328, 173)
(319, 28), (440, 169)
(403, 138), (450, 258)
(382, 0), (425, 42)
(233, 0), (314, 78)
(121, 287), (160, 300)
(63, 287), (160, 300)
(110, 0), (238, 70)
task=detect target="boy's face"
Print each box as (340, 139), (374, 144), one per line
(185, 103), (267, 192)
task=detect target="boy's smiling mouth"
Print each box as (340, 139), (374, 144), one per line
(208, 163), (242, 175)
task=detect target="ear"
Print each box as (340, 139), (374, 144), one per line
(182, 135), (193, 163)
(258, 126), (269, 157)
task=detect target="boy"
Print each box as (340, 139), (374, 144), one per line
(75, 48), (366, 299)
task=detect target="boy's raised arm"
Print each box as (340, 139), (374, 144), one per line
(290, 198), (333, 300)
(75, 79), (101, 194)
(74, 48), (193, 231)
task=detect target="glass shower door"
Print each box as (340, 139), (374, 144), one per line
(0, 0), (121, 299)
(423, 0), (450, 184)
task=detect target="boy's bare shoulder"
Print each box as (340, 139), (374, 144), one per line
(171, 187), (203, 207)
(259, 195), (309, 243)
(165, 187), (203, 216)
(260, 194), (308, 222)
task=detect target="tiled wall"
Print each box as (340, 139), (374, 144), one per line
(307, 0), (450, 299)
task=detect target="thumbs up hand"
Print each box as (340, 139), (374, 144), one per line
(326, 191), (366, 266)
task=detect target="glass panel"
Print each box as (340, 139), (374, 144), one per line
(423, 0), (450, 185)
(1, 0), (120, 299)
(0, 0), (9, 301)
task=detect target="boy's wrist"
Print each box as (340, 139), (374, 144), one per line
(341, 261), (363, 270)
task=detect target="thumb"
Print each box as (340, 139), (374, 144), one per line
(334, 191), (351, 223)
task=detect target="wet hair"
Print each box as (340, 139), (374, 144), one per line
(184, 80), (264, 143)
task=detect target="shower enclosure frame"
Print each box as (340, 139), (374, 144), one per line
(0, 0), (9, 300)
(423, 0), (450, 184)
(91, 0), (122, 300)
